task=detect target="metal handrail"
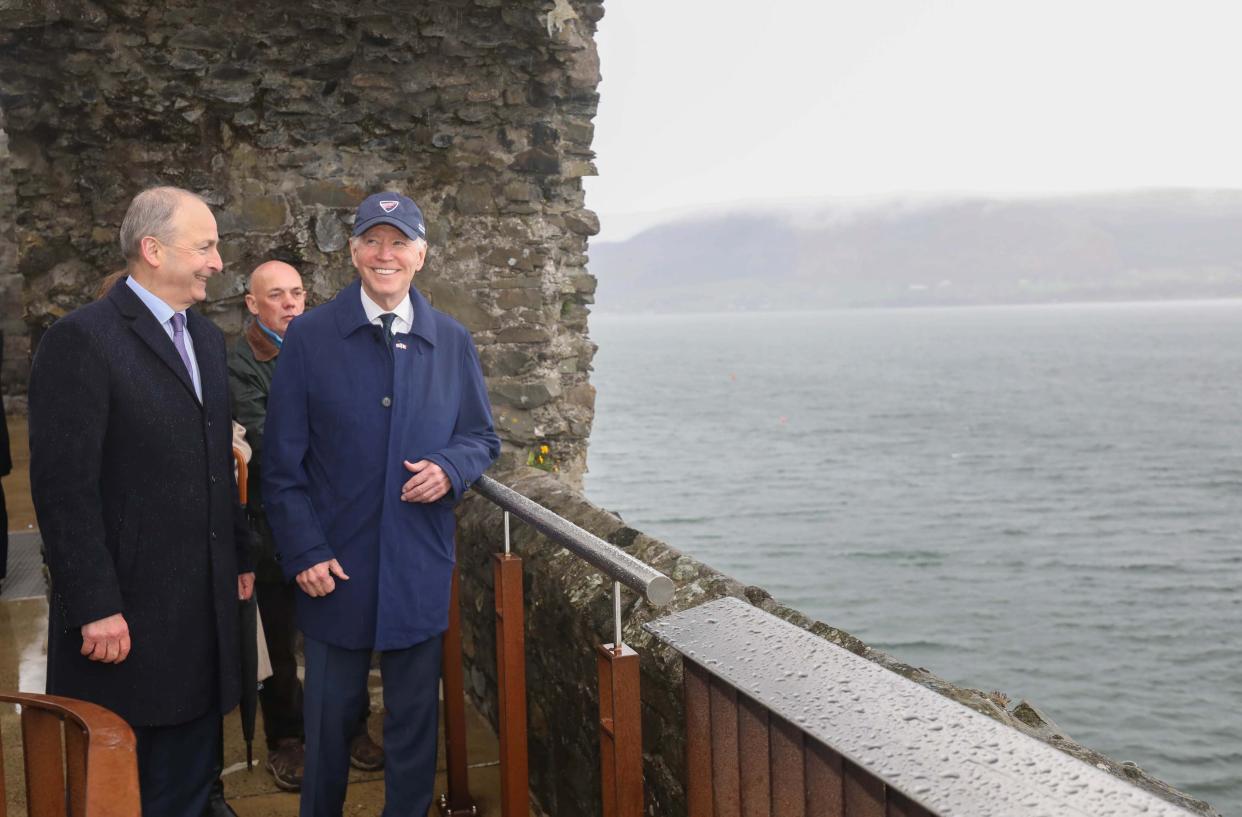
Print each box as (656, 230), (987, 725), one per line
(471, 475), (675, 608)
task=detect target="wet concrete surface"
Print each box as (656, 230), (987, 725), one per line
(1, 415), (519, 816)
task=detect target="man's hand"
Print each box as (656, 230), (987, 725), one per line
(81, 613), (131, 664)
(238, 571), (255, 601)
(296, 559), (349, 598)
(401, 459), (450, 503)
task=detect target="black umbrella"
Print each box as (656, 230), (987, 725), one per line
(239, 592), (259, 769)
(234, 447), (259, 770)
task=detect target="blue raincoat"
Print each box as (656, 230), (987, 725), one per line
(263, 279), (500, 650)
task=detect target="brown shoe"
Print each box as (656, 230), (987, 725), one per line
(349, 732), (385, 771)
(265, 738), (304, 792)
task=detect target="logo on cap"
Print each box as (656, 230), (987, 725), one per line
(379, 200), (399, 213)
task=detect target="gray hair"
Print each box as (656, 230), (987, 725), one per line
(118, 186), (205, 261)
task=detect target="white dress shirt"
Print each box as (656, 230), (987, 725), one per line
(360, 287), (413, 335)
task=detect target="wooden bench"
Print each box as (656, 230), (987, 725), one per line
(0, 692), (139, 817)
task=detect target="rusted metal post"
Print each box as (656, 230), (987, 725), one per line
(597, 639), (643, 817)
(438, 565), (477, 817)
(493, 549), (529, 817)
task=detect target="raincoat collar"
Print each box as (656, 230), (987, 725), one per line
(333, 278), (438, 346)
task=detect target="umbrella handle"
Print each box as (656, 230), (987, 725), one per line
(233, 447), (249, 505)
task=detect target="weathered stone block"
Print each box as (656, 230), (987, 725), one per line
(502, 181), (535, 201)
(561, 158), (597, 178)
(478, 345), (537, 378)
(563, 208), (599, 236)
(201, 78), (256, 105)
(511, 147), (560, 175)
(490, 275), (544, 290)
(488, 377), (562, 409)
(563, 382), (594, 410)
(495, 325), (552, 344)
(496, 288), (543, 310)
(298, 181), (367, 209)
(454, 183), (495, 214)
(217, 194), (289, 235)
(313, 209), (347, 253)
(423, 282), (496, 332)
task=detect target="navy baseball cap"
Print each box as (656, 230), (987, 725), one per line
(352, 192), (426, 241)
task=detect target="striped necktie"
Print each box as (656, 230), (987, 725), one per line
(170, 313), (195, 378)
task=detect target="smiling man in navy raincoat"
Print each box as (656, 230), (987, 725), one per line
(263, 192), (500, 817)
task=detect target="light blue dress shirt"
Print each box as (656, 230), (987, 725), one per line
(125, 276), (202, 401)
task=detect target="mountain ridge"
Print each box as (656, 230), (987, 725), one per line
(588, 190), (1242, 312)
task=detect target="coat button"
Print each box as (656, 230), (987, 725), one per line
(211, 531), (218, 540)
(210, 475), (218, 484)
(381, 396), (392, 407)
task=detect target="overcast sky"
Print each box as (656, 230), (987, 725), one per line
(583, 1), (1242, 241)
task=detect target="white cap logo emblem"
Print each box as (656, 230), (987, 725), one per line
(379, 200), (399, 213)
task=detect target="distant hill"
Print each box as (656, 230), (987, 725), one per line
(587, 191), (1242, 312)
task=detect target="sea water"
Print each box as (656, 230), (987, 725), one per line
(585, 301), (1242, 813)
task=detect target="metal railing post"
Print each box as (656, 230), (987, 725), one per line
(438, 565), (477, 817)
(494, 511), (530, 817)
(467, 476), (675, 817)
(597, 583), (643, 817)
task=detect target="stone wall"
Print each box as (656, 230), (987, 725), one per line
(0, 0), (602, 479)
(455, 469), (1221, 817)
(0, 107), (22, 411)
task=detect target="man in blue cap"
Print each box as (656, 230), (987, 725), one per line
(264, 192), (499, 817)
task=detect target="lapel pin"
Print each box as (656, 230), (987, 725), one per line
(395, 342), (408, 350)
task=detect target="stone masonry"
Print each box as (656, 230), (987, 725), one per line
(0, 0), (602, 481)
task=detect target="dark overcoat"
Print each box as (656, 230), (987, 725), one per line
(28, 278), (250, 727)
(264, 279), (500, 651)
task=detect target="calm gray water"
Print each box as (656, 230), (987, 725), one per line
(585, 301), (1242, 814)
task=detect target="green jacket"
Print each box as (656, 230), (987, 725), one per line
(228, 319), (281, 582)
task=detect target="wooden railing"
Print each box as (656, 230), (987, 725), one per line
(437, 479), (1205, 817)
(646, 597), (1200, 817)
(439, 475), (674, 817)
(0, 691), (140, 817)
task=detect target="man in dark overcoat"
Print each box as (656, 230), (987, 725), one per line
(264, 192), (499, 817)
(28, 186), (255, 817)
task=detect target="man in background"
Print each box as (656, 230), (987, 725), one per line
(29, 186), (254, 817)
(228, 260), (383, 794)
(264, 192), (499, 816)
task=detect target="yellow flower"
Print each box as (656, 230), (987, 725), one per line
(540, 444), (549, 454)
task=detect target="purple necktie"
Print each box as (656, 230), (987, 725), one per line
(170, 312), (194, 380)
